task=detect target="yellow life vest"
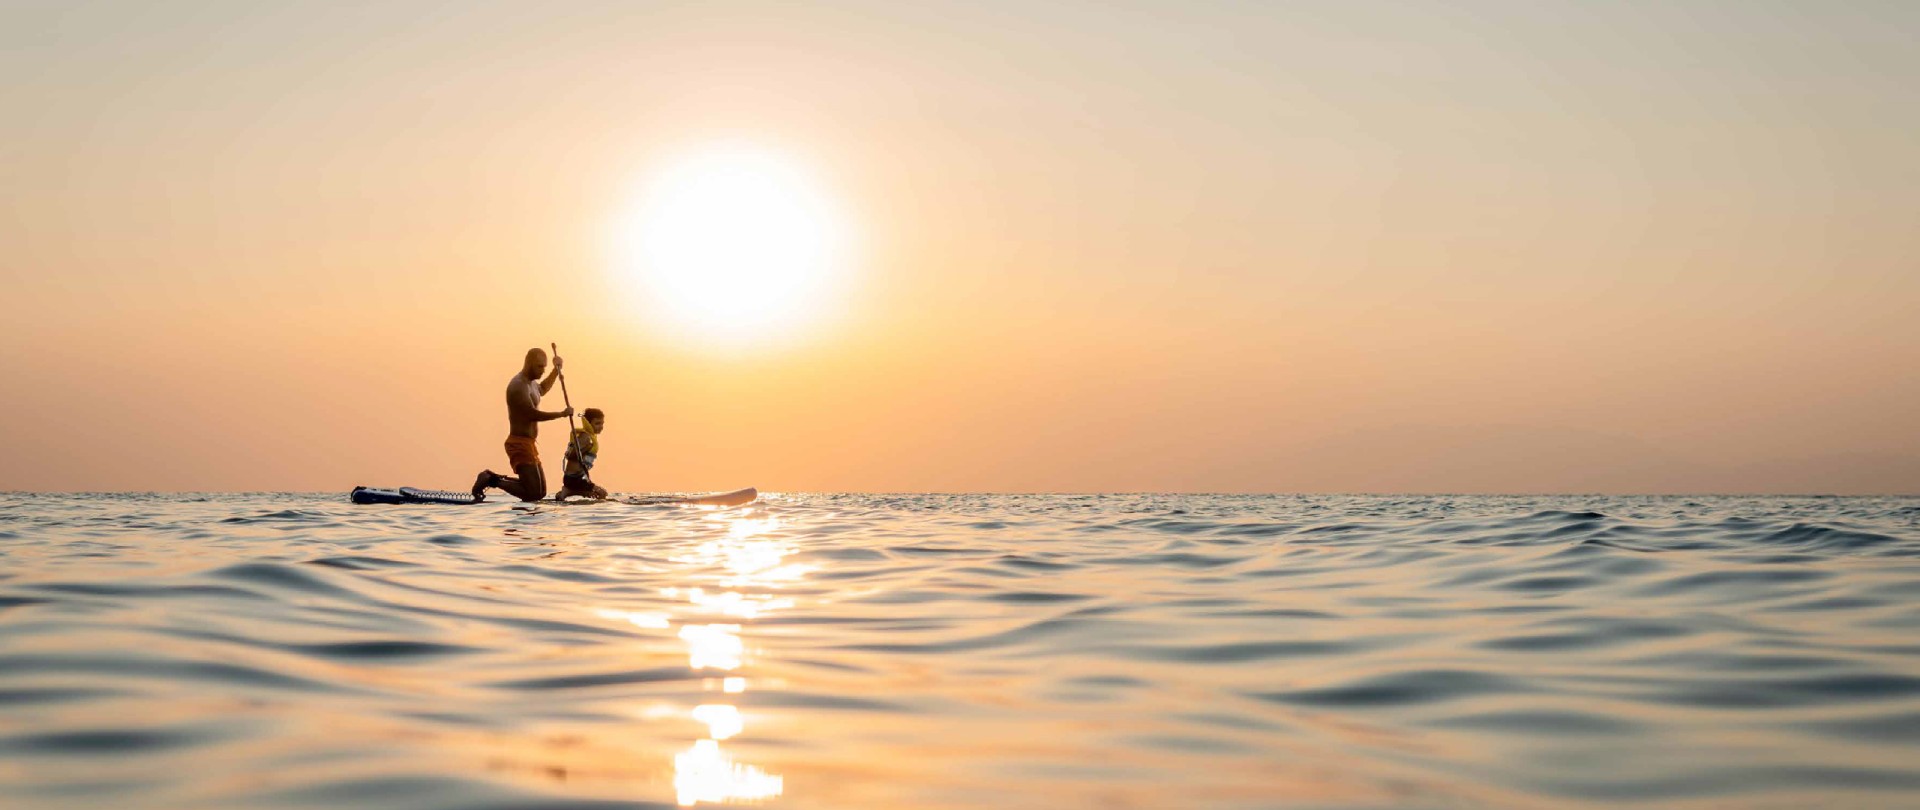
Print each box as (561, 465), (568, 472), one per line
(566, 421), (599, 476)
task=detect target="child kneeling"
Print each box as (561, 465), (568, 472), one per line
(557, 408), (609, 500)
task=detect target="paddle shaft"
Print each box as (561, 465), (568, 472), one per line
(551, 342), (592, 486)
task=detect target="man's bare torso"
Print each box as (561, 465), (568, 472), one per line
(507, 373), (542, 438)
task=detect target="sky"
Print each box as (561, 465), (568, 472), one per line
(1, 0), (1916, 493)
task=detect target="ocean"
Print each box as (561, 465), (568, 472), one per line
(1, 493), (1917, 809)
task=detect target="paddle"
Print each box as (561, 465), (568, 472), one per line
(551, 342), (594, 492)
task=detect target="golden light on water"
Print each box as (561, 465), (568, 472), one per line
(593, 608), (671, 629)
(613, 144), (852, 345)
(674, 739), (785, 807)
(684, 587), (794, 619)
(585, 511), (808, 804)
(655, 510), (800, 806)
(678, 623), (744, 671)
(668, 516), (813, 587)
(691, 704), (744, 741)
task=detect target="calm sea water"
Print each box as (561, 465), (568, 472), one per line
(2, 493), (1918, 809)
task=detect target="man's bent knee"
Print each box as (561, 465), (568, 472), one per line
(513, 465), (547, 501)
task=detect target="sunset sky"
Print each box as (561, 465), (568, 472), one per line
(3, 1), (1915, 493)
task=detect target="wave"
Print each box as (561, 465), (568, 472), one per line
(0, 492), (1915, 808)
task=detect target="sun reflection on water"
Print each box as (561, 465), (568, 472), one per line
(678, 624), (744, 671)
(668, 517), (814, 587)
(594, 608), (671, 629)
(677, 587), (795, 619)
(691, 704), (743, 740)
(658, 511), (798, 805)
(674, 739), (784, 806)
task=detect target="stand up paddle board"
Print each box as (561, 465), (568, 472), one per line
(556, 487), (760, 507)
(350, 486), (757, 507)
(623, 487), (758, 507)
(349, 486), (481, 505)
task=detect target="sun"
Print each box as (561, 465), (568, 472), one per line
(614, 145), (851, 344)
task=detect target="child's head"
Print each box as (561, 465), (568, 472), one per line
(584, 408), (605, 432)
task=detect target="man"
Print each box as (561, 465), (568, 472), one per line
(473, 348), (572, 502)
(556, 407), (609, 500)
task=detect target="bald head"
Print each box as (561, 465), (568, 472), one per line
(522, 348), (547, 378)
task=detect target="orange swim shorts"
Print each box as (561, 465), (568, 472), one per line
(504, 435), (541, 470)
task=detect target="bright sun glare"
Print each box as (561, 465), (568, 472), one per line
(615, 145), (850, 343)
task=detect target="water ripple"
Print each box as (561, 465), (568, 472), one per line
(0, 492), (1915, 808)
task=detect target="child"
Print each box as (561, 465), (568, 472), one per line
(557, 408), (609, 500)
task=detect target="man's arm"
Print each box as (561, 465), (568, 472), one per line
(512, 377), (572, 422)
(539, 356), (563, 395)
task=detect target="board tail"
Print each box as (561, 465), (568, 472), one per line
(350, 486), (482, 505)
